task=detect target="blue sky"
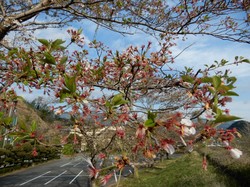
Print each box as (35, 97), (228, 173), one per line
(15, 19), (250, 121)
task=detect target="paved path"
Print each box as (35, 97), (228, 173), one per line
(0, 155), (90, 187)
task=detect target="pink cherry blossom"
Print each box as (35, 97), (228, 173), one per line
(161, 139), (175, 155)
(204, 109), (216, 120)
(183, 126), (196, 136)
(180, 118), (193, 126)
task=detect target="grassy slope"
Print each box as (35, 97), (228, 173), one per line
(116, 151), (239, 187)
(16, 99), (64, 144)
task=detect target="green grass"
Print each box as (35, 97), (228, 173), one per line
(115, 151), (239, 187)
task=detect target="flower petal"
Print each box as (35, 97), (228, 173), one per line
(181, 118), (193, 126)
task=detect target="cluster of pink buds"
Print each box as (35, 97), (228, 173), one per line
(116, 127), (125, 139)
(67, 29), (85, 47)
(32, 147), (38, 157)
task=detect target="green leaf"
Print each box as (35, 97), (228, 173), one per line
(31, 121), (37, 132)
(3, 117), (13, 125)
(242, 58), (250, 63)
(144, 119), (156, 128)
(181, 75), (194, 84)
(214, 115), (241, 123)
(59, 90), (72, 102)
(78, 28), (83, 34)
(212, 76), (221, 89)
(60, 56), (68, 64)
(19, 122), (28, 132)
(42, 52), (56, 65)
(13, 135), (31, 143)
(38, 39), (49, 47)
(111, 93), (128, 106)
(220, 59), (228, 66)
(8, 48), (18, 56)
(217, 85), (231, 93)
(147, 111), (157, 121)
(64, 75), (76, 93)
(221, 91), (239, 96)
(51, 39), (65, 50)
(105, 101), (111, 108)
(201, 77), (212, 83)
(0, 112), (3, 118)
(227, 76), (237, 85)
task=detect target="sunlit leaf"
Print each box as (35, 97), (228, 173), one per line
(221, 91), (239, 96)
(242, 58), (250, 63)
(31, 121), (37, 132)
(59, 89), (72, 101)
(220, 59), (228, 66)
(19, 122), (28, 132)
(144, 119), (155, 127)
(38, 39), (49, 47)
(181, 75), (194, 84)
(3, 117), (13, 125)
(64, 75), (76, 93)
(60, 56), (68, 64)
(147, 111), (157, 121)
(8, 48), (18, 56)
(51, 39), (65, 50)
(42, 52), (56, 65)
(201, 77), (212, 83)
(212, 76), (221, 89)
(111, 93), (128, 106)
(214, 115), (241, 123)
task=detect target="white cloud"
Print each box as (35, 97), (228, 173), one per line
(34, 28), (70, 41)
(172, 36), (250, 77)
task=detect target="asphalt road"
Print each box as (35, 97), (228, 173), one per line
(0, 155), (90, 187)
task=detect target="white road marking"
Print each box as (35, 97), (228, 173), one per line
(69, 170), (83, 184)
(73, 161), (82, 167)
(44, 170), (67, 185)
(19, 171), (51, 186)
(60, 162), (72, 167)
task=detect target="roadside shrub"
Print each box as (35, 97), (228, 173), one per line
(4, 144), (13, 150)
(62, 144), (74, 155)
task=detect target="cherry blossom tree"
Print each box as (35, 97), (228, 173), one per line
(0, 0), (250, 50)
(0, 0), (250, 186)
